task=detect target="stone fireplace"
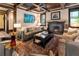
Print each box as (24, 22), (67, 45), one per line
(48, 21), (65, 34)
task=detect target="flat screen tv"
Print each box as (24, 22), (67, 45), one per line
(48, 21), (64, 34)
(24, 14), (35, 23)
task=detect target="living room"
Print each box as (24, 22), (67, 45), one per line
(0, 3), (79, 56)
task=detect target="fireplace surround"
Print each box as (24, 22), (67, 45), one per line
(48, 21), (65, 34)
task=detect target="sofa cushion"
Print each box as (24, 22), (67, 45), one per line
(62, 32), (79, 41)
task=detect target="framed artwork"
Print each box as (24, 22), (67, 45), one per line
(24, 14), (35, 23)
(51, 11), (60, 20)
(40, 13), (46, 26)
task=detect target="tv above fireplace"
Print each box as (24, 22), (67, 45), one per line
(48, 21), (64, 34)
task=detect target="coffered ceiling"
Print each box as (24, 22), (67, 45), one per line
(0, 3), (79, 13)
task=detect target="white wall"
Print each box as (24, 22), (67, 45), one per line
(46, 8), (69, 26)
(8, 11), (14, 30)
(17, 9), (40, 28)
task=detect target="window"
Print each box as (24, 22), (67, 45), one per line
(69, 8), (79, 27)
(40, 13), (46, 26)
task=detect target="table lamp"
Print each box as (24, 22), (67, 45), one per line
(14, 23), (21, 32)
(14, 23), (21, 29)
(13, 23), (21, 39)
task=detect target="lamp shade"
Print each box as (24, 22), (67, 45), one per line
(38, 23), (41, 26)
(14, 23), (21, 28)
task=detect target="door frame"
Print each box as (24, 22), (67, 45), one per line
(0, 14), (5, 31)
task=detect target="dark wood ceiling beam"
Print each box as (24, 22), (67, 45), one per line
(13, 4), (17, 23)
(26, 6), (36, 11)
(65, 3), (79, 8)
(50, 3), (79, 11)
(0, 4), (14, 9)
(34, 3), (51, 12)
(18, 3), (37, 11)
(16, 3), (37, 11)
(0, 10), (6, 14)
(33, 3), (46, 12)
(60, 3), (66, 9)
(46, 4), (61, 11)
(0, 10), (6, 12)
(14, 3), (21, 7)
